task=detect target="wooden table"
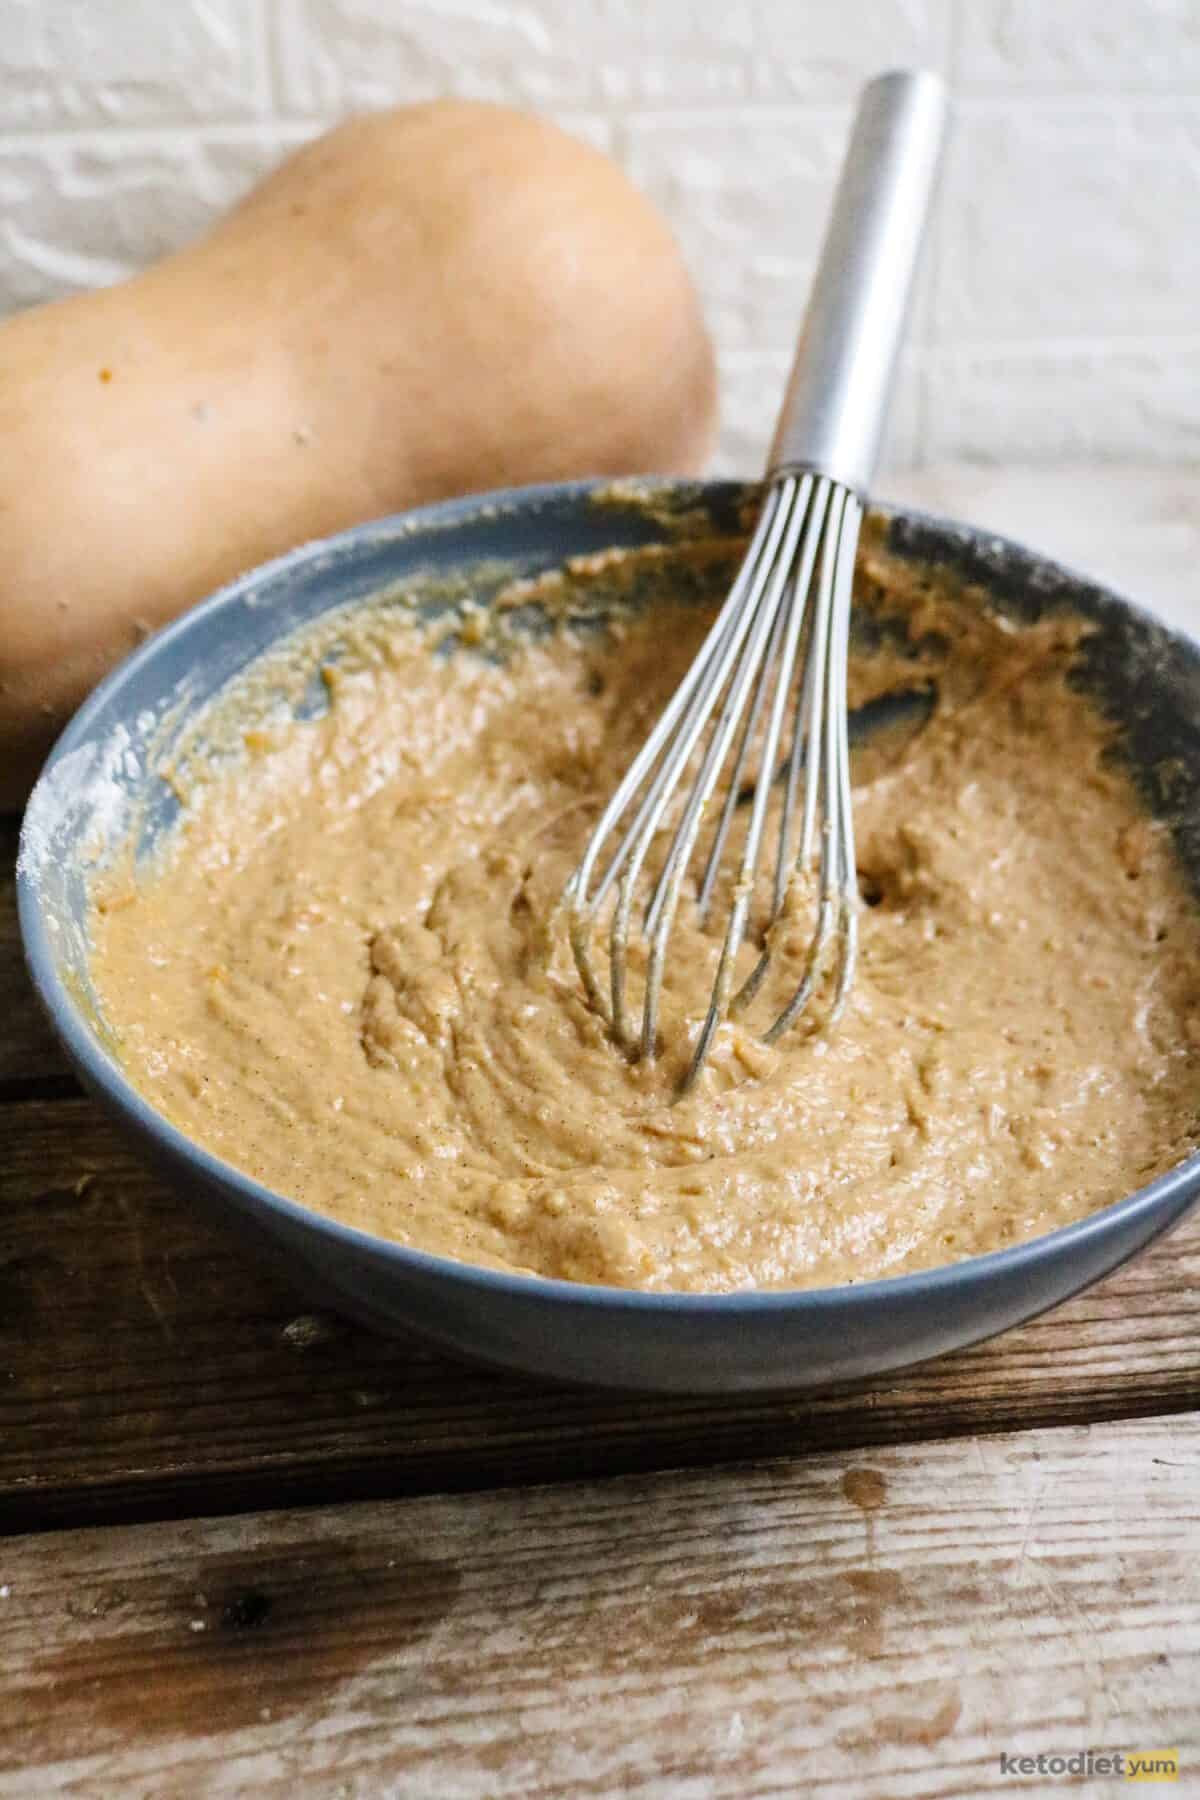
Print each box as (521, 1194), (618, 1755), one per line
(4, 468), (1199, 1795)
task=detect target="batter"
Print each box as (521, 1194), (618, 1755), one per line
(89, 535), (1200, 1291)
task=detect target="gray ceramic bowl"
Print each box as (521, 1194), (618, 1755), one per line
(18, 478), (1200, 1393)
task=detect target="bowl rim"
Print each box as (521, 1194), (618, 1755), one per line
(18, 474), (1200, 1318)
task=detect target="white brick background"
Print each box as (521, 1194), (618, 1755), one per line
(2, 0), (1198, 475)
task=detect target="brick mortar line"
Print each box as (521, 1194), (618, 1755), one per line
(1, 87), (1200, 141)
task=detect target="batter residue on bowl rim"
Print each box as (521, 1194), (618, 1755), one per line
(88, 530), (1200, 1292)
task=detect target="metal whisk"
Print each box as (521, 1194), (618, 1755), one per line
(566, 70), (947, 1094)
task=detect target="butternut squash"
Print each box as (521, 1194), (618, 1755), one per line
(0, 101), (716, 802)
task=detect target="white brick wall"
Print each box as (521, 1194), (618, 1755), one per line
(2, 0), (1197, 474)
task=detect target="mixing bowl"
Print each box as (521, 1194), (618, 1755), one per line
(18, 478), (1200, 1393)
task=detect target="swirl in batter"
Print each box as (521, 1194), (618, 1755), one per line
(90, 537), (1200, 1290)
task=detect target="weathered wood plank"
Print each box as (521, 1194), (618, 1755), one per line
(3, 1096), (1199, 1533)
(1, 1416), (1195, 1796)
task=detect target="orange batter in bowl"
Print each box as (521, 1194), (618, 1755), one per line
(89, 536), (1200, 1291)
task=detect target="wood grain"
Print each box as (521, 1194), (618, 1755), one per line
(3, 1095), (1199, 1533)
(1, 1416), (1196, 1796)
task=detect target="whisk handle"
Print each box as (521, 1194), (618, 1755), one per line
(767, 69), (947, 495)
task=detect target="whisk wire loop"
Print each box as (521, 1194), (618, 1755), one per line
(566, 471), (864, 1093)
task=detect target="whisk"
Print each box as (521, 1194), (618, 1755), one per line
(565, 70), (947, 1094)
